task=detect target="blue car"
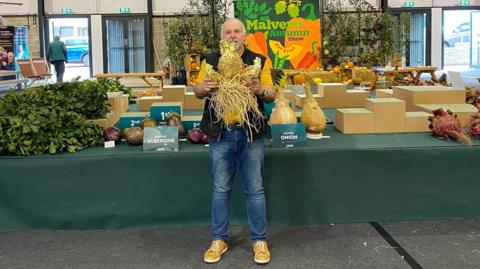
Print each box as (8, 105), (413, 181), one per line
(64, 38), (89, 66)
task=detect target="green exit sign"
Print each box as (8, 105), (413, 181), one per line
(459, 0), (470, 6)
(120, 7), (131, 13)
(61, 8), (72, 14)
(404, 1), (415, 7)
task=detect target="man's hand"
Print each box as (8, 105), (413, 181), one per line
(246, 78), (262, 96)
(194, 77), (218, 98)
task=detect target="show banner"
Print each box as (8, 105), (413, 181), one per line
(235, 0), (321, 69)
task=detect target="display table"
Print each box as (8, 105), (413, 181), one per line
(95, 72), (165, 90)
(0, 117), (479, 231)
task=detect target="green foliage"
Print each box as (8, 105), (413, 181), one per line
(274, 0), (287, 15)
(0, 81), (110, 156)
(321, 0), (411, 67)
(165, 0), (231, 73)
(97, 78), (132, 101)
(235, 0), (272, 22)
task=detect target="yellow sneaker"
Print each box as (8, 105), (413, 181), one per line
(252, 240), (270, 264)
(203, 240), (228, 263)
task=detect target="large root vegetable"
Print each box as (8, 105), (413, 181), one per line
(205, 40), (264, 135)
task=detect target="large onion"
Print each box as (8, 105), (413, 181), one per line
(301, 80), (326, 134)
(270, 88), (296, 124)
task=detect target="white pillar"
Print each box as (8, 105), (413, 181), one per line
(431, 8), (442, 68)
(91, 15), (104, 75)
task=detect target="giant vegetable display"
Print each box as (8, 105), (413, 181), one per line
(205, 40), (263, 136)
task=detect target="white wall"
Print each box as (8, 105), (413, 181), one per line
(388, 0), (433, 8)
(90, 15), (103, 75)
(153, 0), (189, 15)
(389, 0), (480, 7)
(431, 8), (442, 68)
(45, 0), (147, 15)
(0, 0), (37, 15)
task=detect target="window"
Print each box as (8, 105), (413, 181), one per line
(78, 27), (88, 37)
(59, 26), (74, 37)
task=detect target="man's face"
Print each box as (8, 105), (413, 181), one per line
(221, 20), (246, 51)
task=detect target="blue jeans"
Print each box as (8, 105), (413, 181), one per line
(208, 129), (267, 243)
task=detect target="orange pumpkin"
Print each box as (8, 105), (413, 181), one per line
(332, 67), (341, 73)
(293, 74), (305, 85)
(347, 61), (354, 68)
(191, 62), (197, 70)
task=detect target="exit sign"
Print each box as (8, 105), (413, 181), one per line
(61, 8), (72, 14)
(120, 7), (131, 13)
(459, 0), (470, 6)
(404, 1), (415, 7)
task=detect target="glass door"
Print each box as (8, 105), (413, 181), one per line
(390, 10), (431, 67)
(409, 12), (427, 67)
(471, 11), (480, 68)
(45, 17), (91, 81)
(103, 16), (146, 73)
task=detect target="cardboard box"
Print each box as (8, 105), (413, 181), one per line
(317, 83), (347, 108)
(121, 94), (129, 113)
(86, 112), (116, 129)
(415, 103), (477, 127)
(106, 92), (123, 116)
(405, 111), (431, 132)
(365, 98), (406, 133)
(182, 115), (202, 133)
(346, 89), (369, 108)
(184, 92), (205, 110)
(295, 93), (324, 108)
(335, 108), (375, 134)
(137, 96), (163, 111)
(376, 89), (393, 98)
(118, 112), (149, 130)
(150, 102), (183, 124)
(162, 85), (186, 103)
(393, 86), (466, 111)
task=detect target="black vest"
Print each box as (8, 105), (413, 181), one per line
(199, 48), (267, 140)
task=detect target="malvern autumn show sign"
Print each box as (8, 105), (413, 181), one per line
(235, 0), (321, 69)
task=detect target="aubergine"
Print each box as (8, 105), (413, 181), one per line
(125, 127), (144, 145)
(140, 118), (158, 129)
(103, 127), (122, 144)
(166, 113), (185, 137)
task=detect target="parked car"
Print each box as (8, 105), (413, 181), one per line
(64, 38), (89, 66)
(444, 22), (470, 47)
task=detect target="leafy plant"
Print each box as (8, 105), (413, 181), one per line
(165, 0), (232, 76)
(0, 81), (109, 156)
(321, 0), (410, 67)
(97, 78), (132, 100)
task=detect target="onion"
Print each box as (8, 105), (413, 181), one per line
(103, 127), (122, 144)
(270, 89), (296, 124)
(187, 128), (208, 144)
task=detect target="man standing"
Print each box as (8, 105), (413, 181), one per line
(47, 36), (67, 83)
(194, 18), (276, 264)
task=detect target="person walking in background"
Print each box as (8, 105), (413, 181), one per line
(47, 36), (67, 83)
(194, 18), (275, 265)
